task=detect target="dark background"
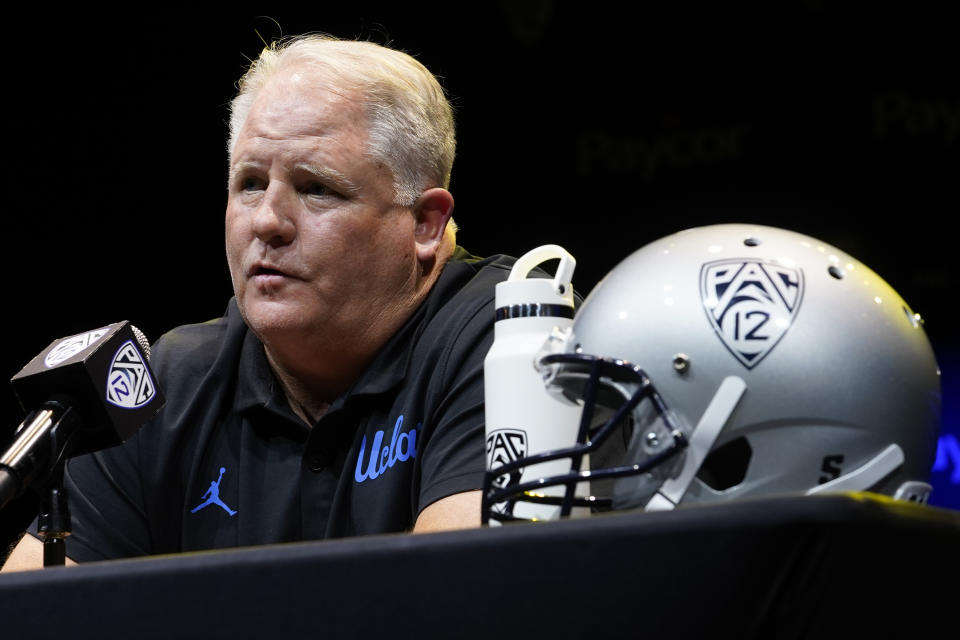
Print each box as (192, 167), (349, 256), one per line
(3, 0), (958, 526)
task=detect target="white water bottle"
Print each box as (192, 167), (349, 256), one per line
(484, 244), (588, 523)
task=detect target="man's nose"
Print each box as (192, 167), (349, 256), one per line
(252, 184), (296, 246)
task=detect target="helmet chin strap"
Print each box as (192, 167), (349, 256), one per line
(645, 376), (747, 511)
(805, 443), (905, 496)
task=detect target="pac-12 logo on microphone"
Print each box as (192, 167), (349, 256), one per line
(43, 328), (110, 368)
(106, 341), (157, 409)
(701, 259), (804, 369)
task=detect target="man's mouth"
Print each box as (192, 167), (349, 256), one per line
(249, 263), (297, 284)
(253, 266), (286, 277)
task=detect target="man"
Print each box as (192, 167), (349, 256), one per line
(3, 34), (513, 570)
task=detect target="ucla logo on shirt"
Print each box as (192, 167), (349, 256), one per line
(354, 414), (419, 483)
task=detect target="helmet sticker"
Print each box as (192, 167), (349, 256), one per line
(819, 454), (844, 484)
(700, 260), (804, 369)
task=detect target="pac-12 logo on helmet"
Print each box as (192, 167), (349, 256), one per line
(485, 429), (527, 515)
(700, 260), (804, 369)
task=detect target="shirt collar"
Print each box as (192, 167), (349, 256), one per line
(338, 246), (479, 403)
(233, 325), (279, 414)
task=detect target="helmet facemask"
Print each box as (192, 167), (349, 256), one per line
(481, 352), (688, 524)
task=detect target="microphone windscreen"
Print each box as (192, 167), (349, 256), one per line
(130, 325), (151, 361)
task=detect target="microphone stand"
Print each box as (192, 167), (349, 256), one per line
(0, 400), (78, 566)
(38, 462), (71, 567)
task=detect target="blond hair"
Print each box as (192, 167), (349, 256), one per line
(228, 35), (456, 208)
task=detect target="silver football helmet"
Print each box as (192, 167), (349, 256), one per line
(482, 224), (941, 523)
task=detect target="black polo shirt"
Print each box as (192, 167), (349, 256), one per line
(58, 248), (516, 561)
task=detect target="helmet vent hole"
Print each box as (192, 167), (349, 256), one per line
(743, 236), (761, 247)
(697, 437), (752, 491)
(828, 265), (844, 280)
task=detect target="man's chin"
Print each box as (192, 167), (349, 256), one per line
(237, 299), (309, 339)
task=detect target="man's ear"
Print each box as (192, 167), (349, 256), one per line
(412, 187), (455, 262)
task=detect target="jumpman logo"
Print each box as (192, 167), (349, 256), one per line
(190, 466), (237, 516)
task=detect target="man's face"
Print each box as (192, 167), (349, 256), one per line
(226, 64), (420, 361)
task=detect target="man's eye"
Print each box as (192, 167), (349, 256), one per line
(240, 176), (265, 191)
(303, 182), (333, 197)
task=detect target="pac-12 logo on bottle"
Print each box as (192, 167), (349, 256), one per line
(700, 260), (804, 369)
(485, 428), (527, 515)
(106, 341), (157, 408)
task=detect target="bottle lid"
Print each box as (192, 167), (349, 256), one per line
(495, 244), (576, 310)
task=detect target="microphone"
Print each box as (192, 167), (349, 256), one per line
(0, 321), (165, 510)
